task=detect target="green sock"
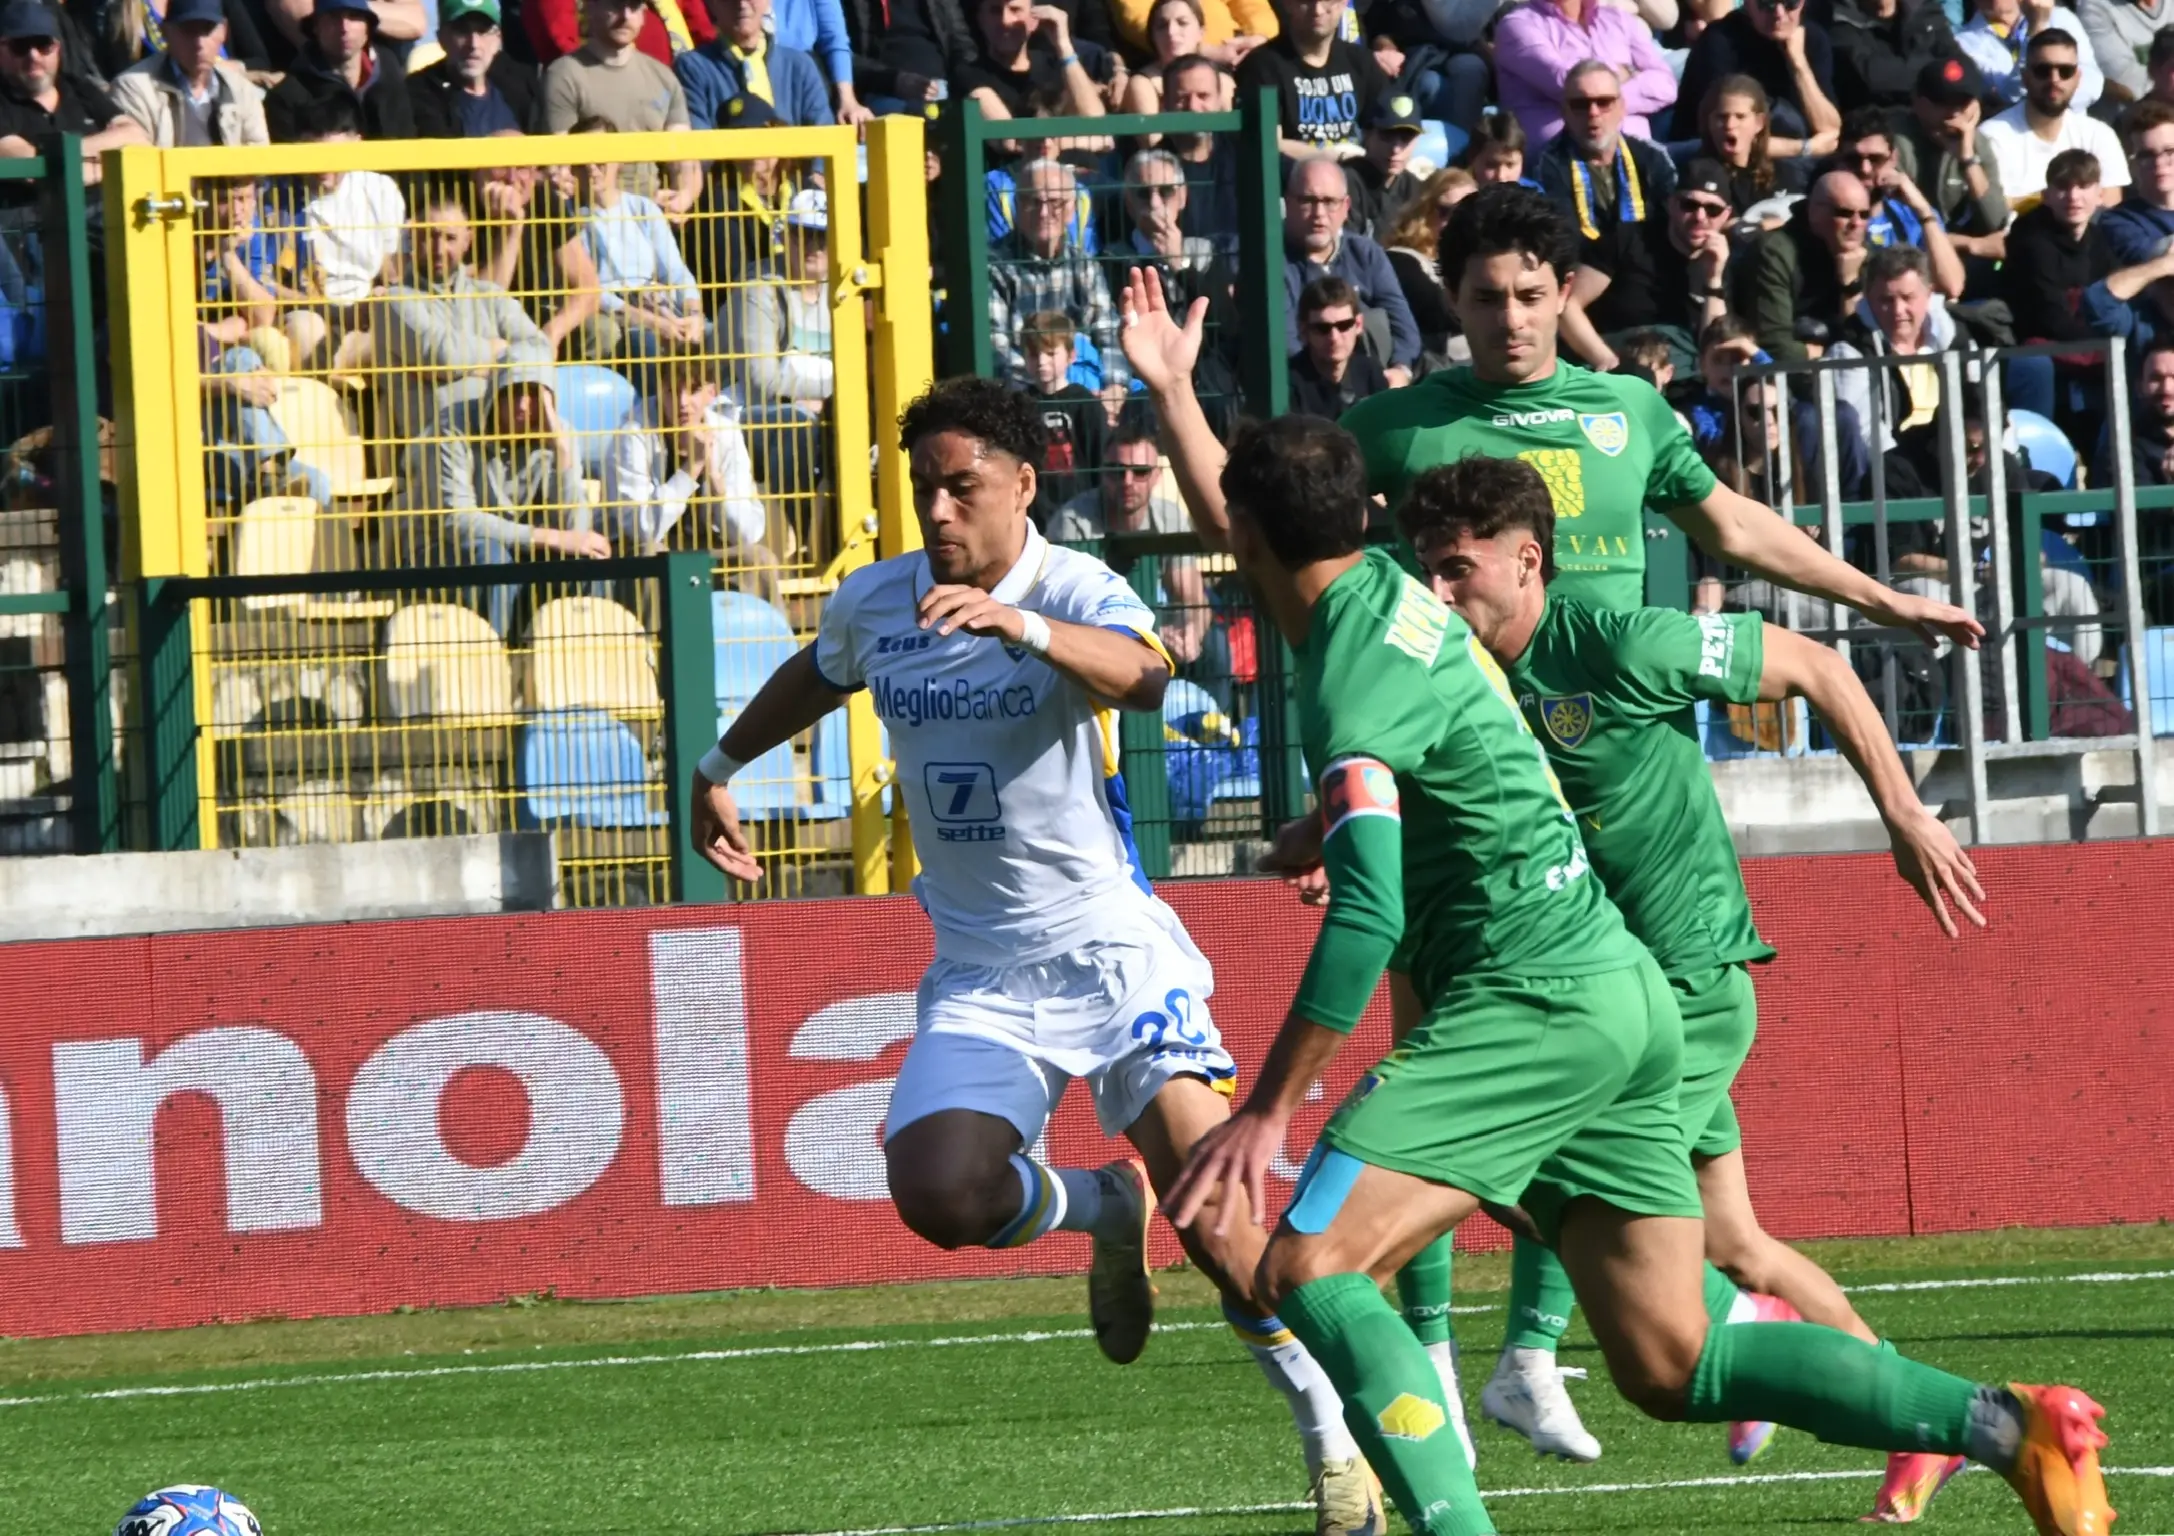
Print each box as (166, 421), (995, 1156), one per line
(1396, 1235), (1456, 1347)
(1686, 1321), (1977, 1455)
(1504, 1234), (1577, 1351)
(1703, 1260), (1742, 1325)
(1281, 1272), (1497, 1536)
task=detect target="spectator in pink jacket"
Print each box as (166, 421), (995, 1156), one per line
(1492, 0), (1678, 145)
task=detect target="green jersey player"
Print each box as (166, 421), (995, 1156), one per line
(1392, 451), (1991, 1522)
(1160, 414), (2112, 1536)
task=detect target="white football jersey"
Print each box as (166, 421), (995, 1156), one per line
(814, 524), (1178, 967)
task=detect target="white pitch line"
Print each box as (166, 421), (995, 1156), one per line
(782, 1467), (2174, 1536)
(0, 1267), (2163, 1411)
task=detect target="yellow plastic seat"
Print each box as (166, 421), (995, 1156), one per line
(383, 603), (516, 722)
(527, 595), (658, 714)
(267, 377), (396, 501)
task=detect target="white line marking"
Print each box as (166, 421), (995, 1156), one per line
(0, 1267), (2162, 1411)
(780, 1467), (2174, 1536)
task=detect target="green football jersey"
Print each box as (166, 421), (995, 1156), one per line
(1340, 363), (1717, 611)
(1505, 596), (1777, 976)
(1289, 551), (1646, 1031)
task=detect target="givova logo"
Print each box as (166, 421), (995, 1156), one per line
(1492, 408), (1574, 427)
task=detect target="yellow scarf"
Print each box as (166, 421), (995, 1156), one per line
(1569, 149), (1645, 241)
(730, 36), (773, 102)
(651, 0), (697, 54)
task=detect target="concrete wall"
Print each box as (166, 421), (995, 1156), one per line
(0, 833), (559, 942)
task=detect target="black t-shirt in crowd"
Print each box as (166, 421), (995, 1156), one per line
(1236, 37), (1387, 155)
(0, 72), (122, 146)
(1718, 156), (1809, 217)
(1671, 11), (1836, 142)
(1288, 348), (1390, 420)
(1581, 215), (1702, 336)
(1032, 383), (1108, 521)
(953, 35), (1071, 118)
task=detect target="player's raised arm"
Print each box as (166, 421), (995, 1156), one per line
(692, 645), (852, 882)
(1756, 623), (1986, 936)
(1118, 266), (1232, 550)
(1668, 482), (1985, 652)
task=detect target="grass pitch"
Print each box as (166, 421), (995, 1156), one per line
(6, 1224), (2171, 1535)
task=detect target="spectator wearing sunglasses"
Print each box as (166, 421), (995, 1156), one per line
(1741, 169), (1877, 359)
(1287, 275), (1390, 419)
(0, 1), (147, 183)
(1561, 159), (1740, 375)
(1958, 0), (2102, 110)
(1831, 106), (1968, 298)
(1979, 27), (2126, 205)
(1671, 0), (1842, 160)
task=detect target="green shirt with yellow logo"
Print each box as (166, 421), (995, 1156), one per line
(1505, 595), (1776, 976)
(1289, 551), (1646, 1031)
(1340, 363), (1717, 611)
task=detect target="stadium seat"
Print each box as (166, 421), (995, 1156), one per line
(2008, 409), (2077, 488)
(712, 589), (809, 816)
(0, 555), (47, 641)
(1697, 696), (1813, 759)
(2115, 627), (2174, 735)
(554, 365), (639, 479)
(527, 595), (658, 714)
(517, 707), (666, 827)
(267, 377), (395, 501)
(383, 603), (517, 721)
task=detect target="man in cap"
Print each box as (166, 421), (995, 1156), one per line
(731, 184), (833, 498)
(1894, 53), (2010, 265)
(1342, 92), (1424, 242)
(410, 0), (543, 137)
(0, 1), (147, 180)
(1563, 157), (1738, 375)
(678, 0), (835, 128)
(111, 0), (270, 146)
(264, 0), (419, 141)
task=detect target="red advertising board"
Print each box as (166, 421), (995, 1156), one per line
(0, 841), (2169, 1339)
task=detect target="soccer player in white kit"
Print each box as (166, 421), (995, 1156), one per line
(690, 379), (1382, 1535)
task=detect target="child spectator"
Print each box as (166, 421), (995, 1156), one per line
(570, 118), (709, 363)
(1456, 110), (1528, 185)
(603, 355), (778, 595)
(268, 105), (404, 372)
(1019, 309), (1109, 522)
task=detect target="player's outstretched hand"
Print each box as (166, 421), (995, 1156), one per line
(1887, 806), (1985, 937)
(1258, 814), (1329, 906)
(1166, 1108), (1286, 1238)
(692, 770), (764, 883)
(1879, 592), (1985, 652)
(1118, 265), (1208, 398)
(919, 583), (1025, 642)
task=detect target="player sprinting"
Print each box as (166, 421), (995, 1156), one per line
(1388, 453), (1991, 1521)
(1122, 179), (1988, 1482)
(1161, 411), (2114, 1536)
(688, 378), (1384, 1536)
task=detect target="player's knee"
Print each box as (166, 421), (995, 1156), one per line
(886, 1147), (1014, 1251)
(1601, 1330), (1704, 1422)
(1253, 1234), (1334, 1313)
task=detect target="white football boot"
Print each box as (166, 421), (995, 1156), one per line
(1480, 1346), (1602, 1463)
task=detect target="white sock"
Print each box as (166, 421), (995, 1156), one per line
(1425, 1338), (1478, 1469)
(1964, 1387), (2025, 1473)
(1228, 1306), (1360, 1472)
(1497, 1343), (1557, 1379)
(989, 1157), (1120, 1247)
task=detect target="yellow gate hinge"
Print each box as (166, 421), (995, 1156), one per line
(834, 262), (884, 306)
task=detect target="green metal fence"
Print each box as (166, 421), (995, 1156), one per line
(0, 136), (116, 857)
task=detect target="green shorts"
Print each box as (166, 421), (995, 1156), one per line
(1316, 954), (1703, 1244)
(1673, 962), (1758, 1161)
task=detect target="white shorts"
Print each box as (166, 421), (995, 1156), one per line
(882, 910), (1235, 1143)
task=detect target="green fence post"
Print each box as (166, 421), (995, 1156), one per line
(1117, 552), (1173, 877)
(657, 550), (726, 904)
(2015, 501), (2050, 740)
(45, 134), (118, 853)
(136, 577), (198, 851)
(1235, 86), (1288, 422)
(936, 99), (992, 382)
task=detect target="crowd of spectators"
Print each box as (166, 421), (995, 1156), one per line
(2, 0), (2173, 667)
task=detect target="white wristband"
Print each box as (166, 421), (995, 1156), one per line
(1016, 610), (1054, 657)
(697, 745), (746, 783)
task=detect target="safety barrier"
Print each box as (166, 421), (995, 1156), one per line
(1, 838), (2168, 1338)
(104, 120), (934, 899)
(0, 138), (118, 859)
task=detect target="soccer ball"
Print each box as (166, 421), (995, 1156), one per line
(113, 1486), (263, 1536)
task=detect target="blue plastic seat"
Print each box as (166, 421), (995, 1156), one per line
(517, 708), (664, 828)
(554, 364), (639, 479)
(2114, 626), (2174, 734)
(2009, 408), (2077, 489)
(712, 590), (809, 815)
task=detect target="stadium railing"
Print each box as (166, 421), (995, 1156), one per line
(102, 120), (936, 903)
(0, 136), (118, 860)
(1690, 339), (2163, 841)
(931, 91), (1307, 873)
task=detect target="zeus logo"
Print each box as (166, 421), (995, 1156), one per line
(875, 634), (933, 655)
(1491, 408), (1574, 427)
